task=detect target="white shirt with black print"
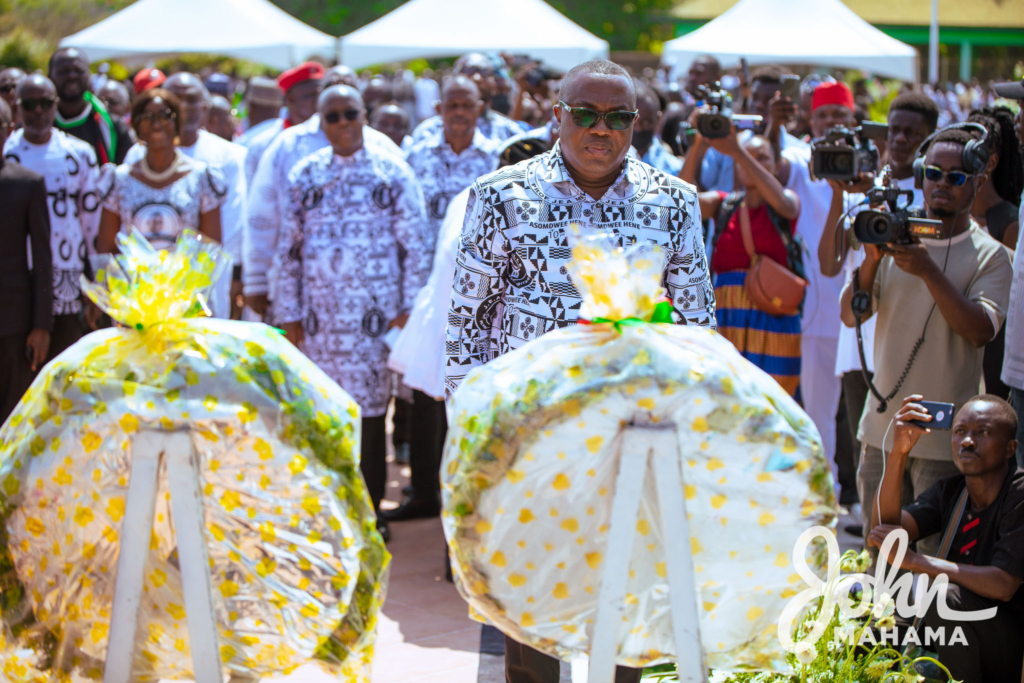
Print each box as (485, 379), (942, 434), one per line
(403, 128), (499, 242)
(244, 115), (402, 300)
(410, 109), (524, 147)
(444, 141), (715, 395)
(99, 161), (227, 251)
(275, 145), (433, 418)
(3, 128), (103, 315)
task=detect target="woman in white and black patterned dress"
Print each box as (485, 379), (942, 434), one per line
(96, 88), (224, 252)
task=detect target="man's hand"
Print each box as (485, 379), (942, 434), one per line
(281, 321), (303, 347)
(389, 312), (410, 330)
(886, 242), (936, 278)
(83, 299), (103, 330)
(765, 93), (796, 150)
(867, 523), (923, 571)
(25, 329), (50, 372)
(863, 242), (884, 265)
(230, 280), (244, 320)
(705, 123), (741, 157)
(845, 172), (876, 195)
(891, 394), (932, 455)
(245, 294), (269, 316)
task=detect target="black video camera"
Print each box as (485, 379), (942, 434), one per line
(811, 122), (887, 181)
(694, 83), (761, 138)
(852, 185), (943, 245)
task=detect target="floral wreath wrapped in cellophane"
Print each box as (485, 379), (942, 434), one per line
(0, 229), (388, 682)
(442, 230), (838, 674)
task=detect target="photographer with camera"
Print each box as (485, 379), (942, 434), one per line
(681, 127), (803, 395)
(841, 124), (1013, 554)
(817, 92), (939, 515)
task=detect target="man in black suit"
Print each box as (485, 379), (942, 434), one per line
(0, 99), (52, 423)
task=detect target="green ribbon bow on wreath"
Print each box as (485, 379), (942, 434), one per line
(583, 300), (675, 332)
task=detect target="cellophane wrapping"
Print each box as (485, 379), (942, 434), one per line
(442, 233), (837, 674)
(0, 230), (388, 681)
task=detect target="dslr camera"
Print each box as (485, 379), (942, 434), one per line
(694, 83), (762, 139)
(811, 122), (887, 181)
(852, 184), (943, 245)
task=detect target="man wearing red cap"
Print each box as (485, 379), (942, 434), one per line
(242, 61), (323, 185)
(774, 81), (862, 505)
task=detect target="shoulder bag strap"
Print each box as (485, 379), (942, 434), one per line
(904, 488), (969, 652)
(738, 201), (757, 265)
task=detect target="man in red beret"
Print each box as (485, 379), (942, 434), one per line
(242, 61), (323, 184)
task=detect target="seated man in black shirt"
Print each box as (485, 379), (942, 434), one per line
(869, 394), (1024, 682)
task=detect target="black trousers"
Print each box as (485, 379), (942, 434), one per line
(504, 636), (642, 683)
(839, 370), (873, 504)
(46, 313), (88, 363)
(361, 415), (388, 512)
(0, 332), (33, 424)
(409, 389), (447, 503)
(923, 583), (1024, 682)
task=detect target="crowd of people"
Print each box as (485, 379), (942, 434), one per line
(1, 45), (1023, 682)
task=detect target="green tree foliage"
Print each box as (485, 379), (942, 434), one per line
(0, 0), (135, 49)
(0, 27), (51, 71)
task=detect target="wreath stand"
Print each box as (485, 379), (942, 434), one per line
(104, 431), (224, 683)
(587, 424), (708, 683)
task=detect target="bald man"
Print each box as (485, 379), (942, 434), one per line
(243, 81), (402, 319)
(49, 47), (133, 164)
(0, 68), (27, 127)
(96, 79), (130, 120)
(409, 52), (525, 146)
(206, 95), (237, 142)
(276, 85), (432, 540)
(3, 74), (103, 358)
(387, 76), (500, 522)
(122, 72), (248, 320)
(370, 103), (411, 148)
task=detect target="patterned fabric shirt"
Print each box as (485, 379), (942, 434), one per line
(244, 115), (402, 299)
(275, 146), (433, 417)
(445, 141), (715, 394)
(410, 109), (525, 147)
(3, 129), (103, 315)
(403, 129), (499, 241)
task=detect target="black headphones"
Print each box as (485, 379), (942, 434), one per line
(913, 121), (990, 189)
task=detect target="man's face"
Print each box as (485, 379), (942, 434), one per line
(923, 142), (973, 218)
(321, 92), (365, 157)
(362, 78), (390, 116)
(0, 109), (12, 149)
(16, 79), (58, 138)
(748, 80), (779, 120)
(165, 83), (207, 135)
(0, 69), (25, 110)
(886, 109), (931, 169)
(284, 79), (319, 124)
(440, 84), (480, 140)
(632, 95), (660, 153)
(49, 52), (90, 102)
(810, 104), (853, 139)
(556, 73), (636, 181)
(371, 106), (409, 147)
(951, 402), (1016, 476)
(456, 55), (496, 103)
(685, 60), (715, 97)
(98, 82), (129, 118)
(206, 102), (236, 141)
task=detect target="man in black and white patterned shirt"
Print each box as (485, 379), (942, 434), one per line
(445, 60), (715, 402)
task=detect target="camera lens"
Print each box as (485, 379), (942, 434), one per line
(869, 215), (891, 240)
(709, 117), (723, 132)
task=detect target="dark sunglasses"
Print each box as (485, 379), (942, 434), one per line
(18, 97), (56, 112)
(138, 109), (177, 125)
(324, 109), (361, 124)
(0, 84), (16, 93)
(558, 101), (638, 131)
(923, 165), (972, 187)
(459, 66), (495, 78)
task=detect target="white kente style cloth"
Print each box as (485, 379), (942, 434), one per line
(99, 160), (227, 250)
(4, 128), (103, 315)
(244, 115), (402, 300)
(445, 141), (716, 395)
(403, 128), (499, 242)
(410, 109), (524, 146)
(275, 146), (433, 417)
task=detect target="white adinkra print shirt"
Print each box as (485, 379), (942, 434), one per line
(445, 141), (716, 395)
(410, 110), (524, 147)
(275, 145), (433, 417)
(4, 129), (103, 315)
(403, 129), (499, 241)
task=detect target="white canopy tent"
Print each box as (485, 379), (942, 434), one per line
(339, 0), (608, 73)
(662, 0), (918, 82)
(60, 0), (336, 70)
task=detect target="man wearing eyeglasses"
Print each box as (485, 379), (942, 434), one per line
(274, 85), (432, 543)
(0, 68), (26, 129)
(840, 124), (1013, 555)
(409, 53), (525, 147)
(0, 98), (51, 423)
(242, 71), (402, 321)
(3, 74), (104, 362)
(445, 57), (713, 683)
